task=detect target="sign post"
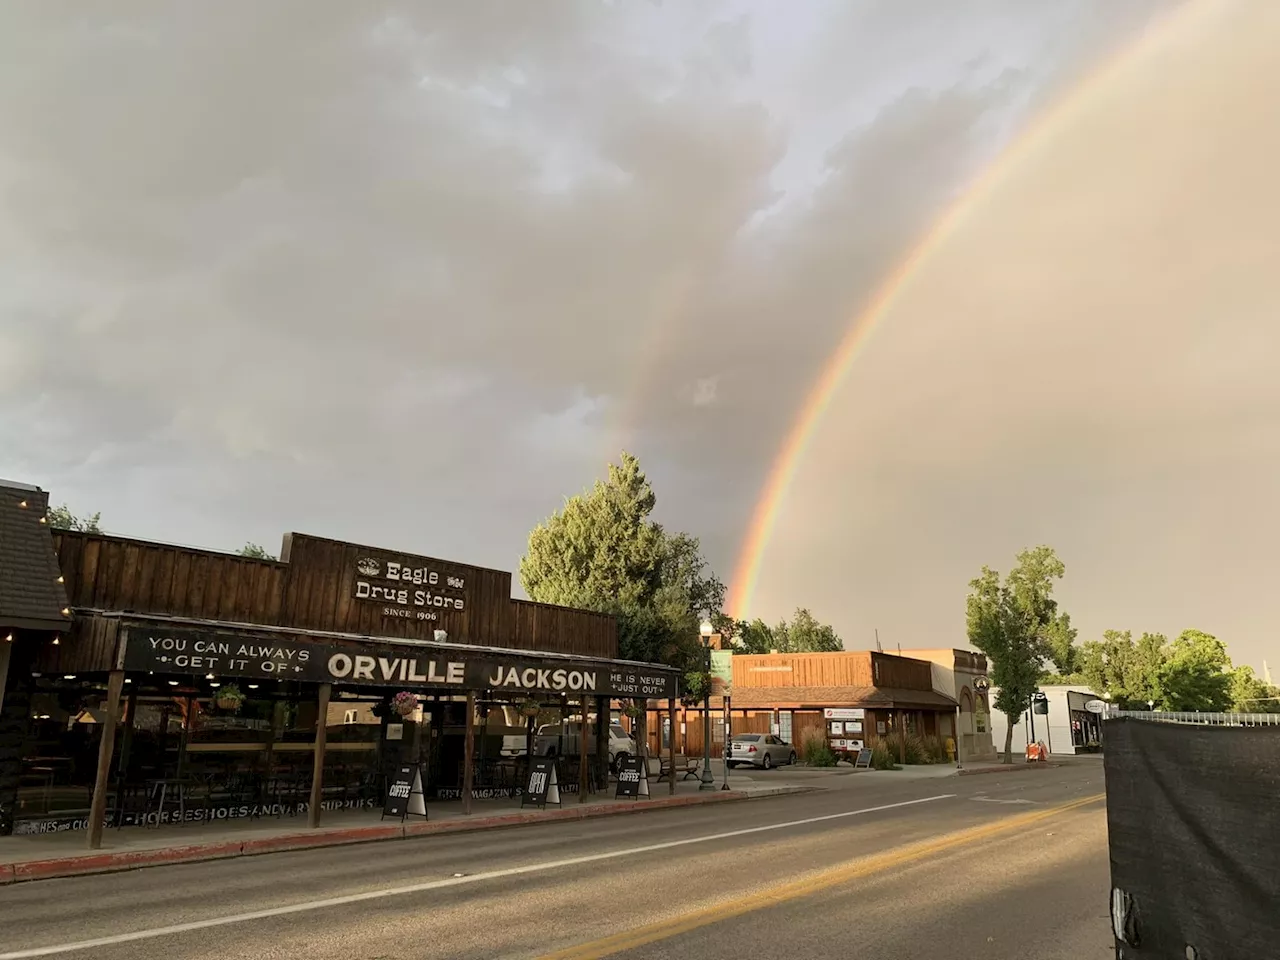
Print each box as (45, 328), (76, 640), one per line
(382, 763), (428, 822)
(522, 756), (562, 810)
(613, 754), (650, 801)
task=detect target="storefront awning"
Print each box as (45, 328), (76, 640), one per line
(111, 614), (680, 700)
(730, 685), (958, 711)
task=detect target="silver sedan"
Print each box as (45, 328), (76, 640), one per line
(727, 733), (797, 769)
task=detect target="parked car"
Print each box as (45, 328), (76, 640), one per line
(727, 733), (797, 769)
(534, 722), (637, 771)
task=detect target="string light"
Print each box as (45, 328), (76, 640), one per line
(247, 684), (259, 690)
(61, 608), (70, 616)
(4, 633), (12, 643)
(51, 637), (59, 645)
(124, 678), (132, 684)
(18, 500), (27, 508)
(63, 675), (76, 680)
(56, 575), (64, 583)
(167, 680), (179, 687)
(38, 516), (47, 524)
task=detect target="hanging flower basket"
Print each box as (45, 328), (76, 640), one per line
(391, 691), (419, 718)
(517, 699), (541, 719)
(215, 683), (245, 713)
(623, 702), (643, 719)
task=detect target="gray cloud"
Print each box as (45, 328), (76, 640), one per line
(5, 2), (1229, 663)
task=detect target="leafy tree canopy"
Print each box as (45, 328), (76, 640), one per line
(1072, 627), (1265, 712)
(47, 504), (102, 533)
(730, 609), (843, 654)
(519, 453), (715, 680)
(966, 545), (1069, 763)
(237, 542), (277, 561)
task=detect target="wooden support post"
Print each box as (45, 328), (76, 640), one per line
(307, 683), (332, 829)
(462, 692), (476, 815)
(898, 710), (907, 766)
(595, 695), (609, 783)
(578, 694), (590, 802)
(87, 670), (124, 850)
(667, 698), (676, 795)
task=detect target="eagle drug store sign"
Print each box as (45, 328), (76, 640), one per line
(122, 627), (678, 699)
(351, 552), (468, 623)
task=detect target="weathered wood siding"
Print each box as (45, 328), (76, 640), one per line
(731, 650), (934, 691)
(277, 533), (515, 646)
(31, 616), (120, 674)
(510, 600), (616, 658)
(51, 531), (618, 659)
(53, 532), (287, 623)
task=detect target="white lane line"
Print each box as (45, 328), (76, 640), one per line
(0, 794), (956, 959)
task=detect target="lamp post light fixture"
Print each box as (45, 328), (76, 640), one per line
(699, 617), (716, 790)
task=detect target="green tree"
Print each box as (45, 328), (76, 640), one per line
(1160, 629), (1232, 711)
(966, 546), (1068, 763)
(1079, 630), (1166, 708)
(1044, 612), (1079, 675)
(1228, 666), (1280, 713)
(733, 618), (776, 654)
(774, 608), (843, 652)
(237, 542), (277, 561)
(519, 452), (710, 684)
(47, 504), (102, 533)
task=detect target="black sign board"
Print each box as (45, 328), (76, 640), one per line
(613, 754), (650, 800)
(382, 763), (428, 822)
(854, 748), (873, 769)
(521, 756), (562, 810)
(121, 625), (679, 699)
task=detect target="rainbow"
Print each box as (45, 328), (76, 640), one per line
(725, 0), (1206, 619)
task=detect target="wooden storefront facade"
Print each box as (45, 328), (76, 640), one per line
(2, 514), (680, 845)
(640, 650), (959, 761)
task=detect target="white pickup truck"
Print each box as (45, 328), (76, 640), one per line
(534, 722), (637, 772)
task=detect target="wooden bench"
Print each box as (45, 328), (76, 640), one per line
(657, 755), (700, 782)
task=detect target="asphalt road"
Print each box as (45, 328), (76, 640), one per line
(0, 762), (1111, 960)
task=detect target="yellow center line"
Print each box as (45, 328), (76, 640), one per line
(536, 792), (1105, 960)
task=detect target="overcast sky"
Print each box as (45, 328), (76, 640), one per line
(7, 1), (1274, 669)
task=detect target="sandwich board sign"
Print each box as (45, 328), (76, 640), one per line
(854, 748), (873, 769)
(382, 763), (428, 822)
(614, 754), (650, 800)
(521, 756), (562, 810)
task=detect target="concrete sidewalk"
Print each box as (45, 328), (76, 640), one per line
(0, 779), (809, 885)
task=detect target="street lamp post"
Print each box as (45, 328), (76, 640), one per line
(699, 618), (716, 790)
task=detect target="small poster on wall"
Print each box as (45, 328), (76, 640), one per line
(830, 721), (843, 735)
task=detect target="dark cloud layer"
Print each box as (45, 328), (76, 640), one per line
(3, 2), (1220, 659)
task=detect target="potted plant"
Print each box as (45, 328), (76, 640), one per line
(391, 691), (418, 718)
(623, 701), (643, 719)
(215, 683), (245, 713)
(517, 699), (541, 720)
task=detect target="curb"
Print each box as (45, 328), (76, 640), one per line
(0, 792), (750, 885)
(957, 762), (1063, 776)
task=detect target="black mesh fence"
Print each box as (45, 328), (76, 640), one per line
(1104, 716), (1280, 959)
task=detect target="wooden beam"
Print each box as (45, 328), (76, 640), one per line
(595, 695), (609, 784)
(462, 691), (476, 815)
(87, 670), (124, 850)
(667, 698), (676, 796)
(307, 683), (332, 828)
(578, 694), (590, 801)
